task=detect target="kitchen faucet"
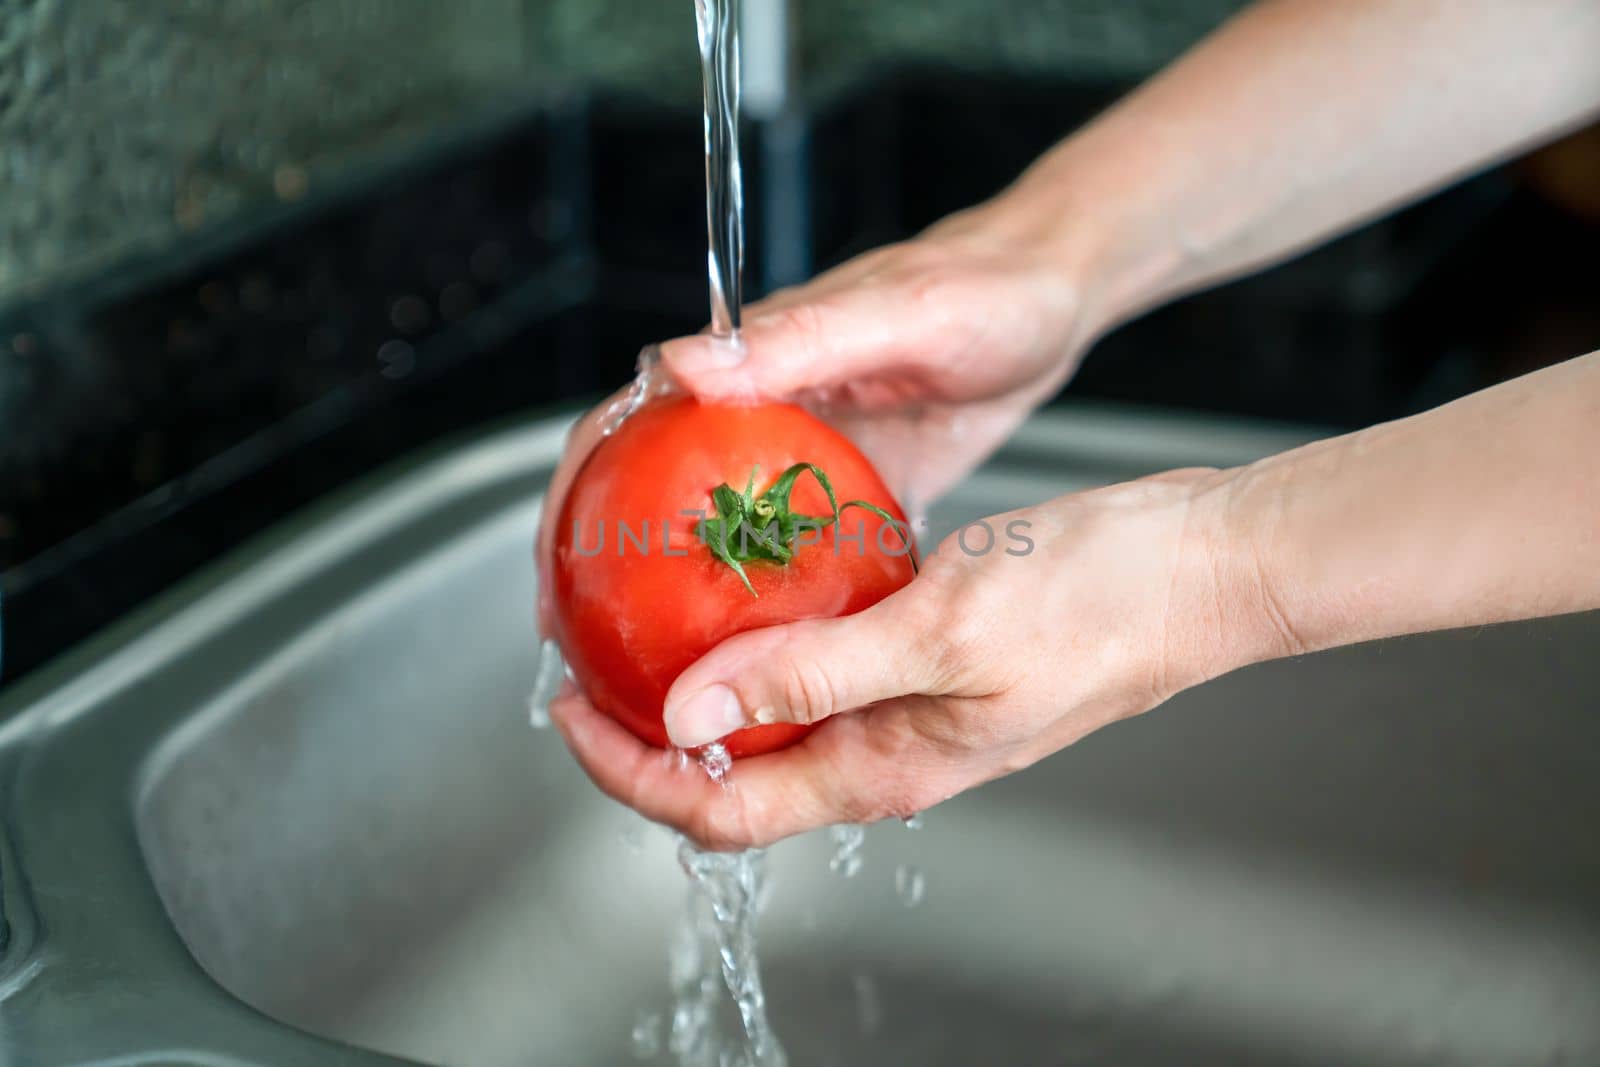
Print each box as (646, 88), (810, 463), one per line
(743, 0), (812, 293)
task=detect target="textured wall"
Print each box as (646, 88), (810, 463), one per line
(0, 0), (1245, 310)
(529, 0), (1245, 97)
(0, 0), (531, 308)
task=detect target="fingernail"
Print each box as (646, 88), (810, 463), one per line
(665, 684), (746, 748)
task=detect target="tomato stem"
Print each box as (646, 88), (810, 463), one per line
(698, 463), (914, 597)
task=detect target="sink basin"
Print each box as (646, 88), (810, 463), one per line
(4, 404), (1598, 1066)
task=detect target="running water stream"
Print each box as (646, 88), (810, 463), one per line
(657, 3), (789, 1065)
(539, 5), (903, 1062)
(697, 0), (745, 338)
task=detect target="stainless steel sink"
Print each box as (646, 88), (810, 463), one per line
(2, 404), (1597, 1066)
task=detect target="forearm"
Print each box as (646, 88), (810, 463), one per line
(1213, 352), (1600, 668)
(991, 0), (1600, 333)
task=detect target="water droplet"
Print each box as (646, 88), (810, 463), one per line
(697, 742), (732, 786)
(901, 812), (924, 830)
(636, 15), (778, 1063)
(631, 1011), (663, 1059)
(852, 973), (883, 1035)
(894, 864), (926, 907)
(598, 345), (675, 437)
(827, 824), (865, 878)
(526, 699), (550, 731)
(527, 638), (563, 730)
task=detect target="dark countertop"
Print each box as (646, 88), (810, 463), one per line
(2, 68), (1595, 688)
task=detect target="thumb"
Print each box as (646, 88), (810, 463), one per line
(663, 597), (935, 748)
(660, 296), (910, 402)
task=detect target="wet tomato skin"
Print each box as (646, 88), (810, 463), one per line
(552, 395), (916, 758)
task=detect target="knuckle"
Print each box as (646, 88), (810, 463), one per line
(768, 301), (831, 354)
(775, 651), (840, 724)
(905, 268), (954, 312)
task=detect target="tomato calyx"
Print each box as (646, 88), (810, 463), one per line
(698, 462), (907, 596)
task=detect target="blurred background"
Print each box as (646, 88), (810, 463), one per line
(1, 0), (1596, 685)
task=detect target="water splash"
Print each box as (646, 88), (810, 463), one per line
(526, 637), (564, 730)
(893, 864), (926, 908)
(599, 345), (675, 437)
(667, 903), (722, 1064)
(673, 840), (788, 1067)
(697, 742), (733, 786)
(657, 719), (786, 1067)
(827, 824), (865, 878)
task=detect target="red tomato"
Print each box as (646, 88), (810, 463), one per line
(552, 395), (916, 758)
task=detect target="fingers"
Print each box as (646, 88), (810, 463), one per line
(551, 683), (973, 851)
(662, 586), (942, 748)
(660, 288), (927, 402)
(548, 687), (726, 826)
(549, 685), (769, 849)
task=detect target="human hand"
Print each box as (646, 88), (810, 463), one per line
(659, 201), (1100, 510)
(548, 466), (1275, 850)
(536, 199), (1095, 633)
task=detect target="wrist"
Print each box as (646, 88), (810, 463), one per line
(1193, 428), (1402, 682)
(908, 194), (1105, 394)
(1170, 459), (1317, 691)
(959, 184), (1128, 347)
(1000, 130), (1197, 343)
